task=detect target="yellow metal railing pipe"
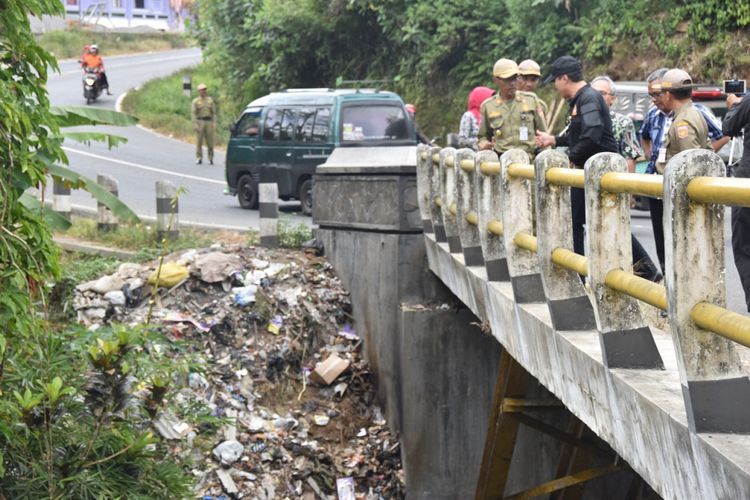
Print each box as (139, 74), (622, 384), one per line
(507, 163), (535, 180)
(691, 302), (750, 349)
(514, 232), (538, 253)
(550, 248), (589, 276)
(487, 220), (504, 236)
(449, 203), (457, 216)
(432, 153), (440, 165)
(420, 151), (428, 161)
(687, 176), (750, 208)
(546, 167), (585, 188)
(460, 159), (475, 173)
(604, 269), (667, 310)
(434, 196), (442, 208)
(466, 211), (478, 226)
(600, 172), (664, 198)
(480, 160), (501, 176)
(445, 155), (455, 168)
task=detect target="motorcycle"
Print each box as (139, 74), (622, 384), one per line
(82, 67), (103, 105)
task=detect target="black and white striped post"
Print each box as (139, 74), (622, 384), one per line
(259, 183), (279, 247)
(182, 75), (192, 97)
(52, 178), (71, 220)
(97, 174), (118, 233)
(156, 180), (179, 241)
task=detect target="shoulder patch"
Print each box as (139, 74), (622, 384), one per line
(676, 125), (690, 139)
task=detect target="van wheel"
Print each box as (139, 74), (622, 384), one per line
(238, 175), (259, 209)
(299, 179), (313, 216)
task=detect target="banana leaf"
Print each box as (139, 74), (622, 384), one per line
(50, 105), (139, 128)
(19, 193), (72, 230)
(61, 131), (129, 149)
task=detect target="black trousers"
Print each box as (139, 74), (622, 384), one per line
(732, 165), (750, 311)
(571, 186), (660, 280)
(648, 197), (666, 274)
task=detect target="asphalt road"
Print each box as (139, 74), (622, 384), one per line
(46, 48), (308, 232)
(45, 49), (747, 314)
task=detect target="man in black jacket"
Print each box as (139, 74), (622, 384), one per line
(723, 90), (750, 311)
(535, 56), (660, 281)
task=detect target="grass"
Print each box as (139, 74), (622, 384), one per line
(37, 28), (191, 60)
(121, 64), (234, 149)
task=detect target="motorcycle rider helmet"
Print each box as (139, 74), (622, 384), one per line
(90, 44), (99, 54)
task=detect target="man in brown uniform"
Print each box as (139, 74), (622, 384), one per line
(655, 68), (710, 173)
(518, 59), (549, 129)
(192, 83), (217, 165)
(478, 59), (545, 157)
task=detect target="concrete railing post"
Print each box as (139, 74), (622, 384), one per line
(259, 182), (279, 248)
(664, 149), (750, 433)
(52, 178), (71, 221)
(428, 146), (447, 243)
(477, 150), (510, 282)
(416, 145), (434, 234)
(440, 147), (461, 253)
(155, 180), (179, 241)
(534, 150), (596, 330)
(501, 149), (545, 303)
(182, 74), (192, 97)
(584, 153), (664, 369)
(96, 174), (118, 233)
(455, 148), (483, 266)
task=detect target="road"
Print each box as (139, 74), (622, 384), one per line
(46, 48), (308, 232)
(45, 49), (746, 313)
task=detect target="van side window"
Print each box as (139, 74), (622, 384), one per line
(280, 109), (296, 141)
(312, 107), (331, 142)
(263, 109), (283, 141)
(236, 112), (260, 137)
(296, 108), (316, 142)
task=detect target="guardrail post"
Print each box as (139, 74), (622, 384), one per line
(477, 150), (510, 281)
(156, 180), (179, 241)
(182, 74), (192, 97)
(585, 153), (663, 369)
(259, 182), (279, 248)
(416, 145), (433, 234)
(455, 148), (483, 266)
(53, 178), (71, 221)
(96, 174), (118, 233)
(664, 149), (750, 432)
(534, 150), (596, 330)
(501, 149), (545, 303)
(440, 147), (461, 253)
(428, 146), (447, 243)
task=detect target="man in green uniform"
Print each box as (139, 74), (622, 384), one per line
(192, 83), (216, 165)
(478, 59), (545, 157)
(655, 68), (710, 173)
(518, 59), (549, 129)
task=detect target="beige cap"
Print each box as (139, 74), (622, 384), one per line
(518, 59), (541, 76)
(493, 59), (519, 79)
(197, 83), (208, 90)
(660, 69), (692, 91)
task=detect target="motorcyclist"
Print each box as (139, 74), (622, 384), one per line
(80, 44), (111, 95)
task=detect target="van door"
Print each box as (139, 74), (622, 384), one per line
(226, 107), (262, 208)
(257, 107), (297, 199)
(293, 106), (333, 214)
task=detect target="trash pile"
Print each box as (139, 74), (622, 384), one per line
(73, 243), (405, 499)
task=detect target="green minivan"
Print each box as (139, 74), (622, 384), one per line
(224, 89), (416, 214)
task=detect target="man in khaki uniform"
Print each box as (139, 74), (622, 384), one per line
(192, 83), (216, 164)
(518, 59), (549, 130)
(478, 59), (545, 157)
(656, 68), (710, 173)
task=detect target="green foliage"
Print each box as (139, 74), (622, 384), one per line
(193, 0), (750, 137)
(278, 218), (313, 248)
(1, 3), (196, 497)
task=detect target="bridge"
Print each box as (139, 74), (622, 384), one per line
(312, 145), (750, 499)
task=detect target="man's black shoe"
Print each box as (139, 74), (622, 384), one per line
(195, 159), (202, 165)
(209, 160), (214, 165)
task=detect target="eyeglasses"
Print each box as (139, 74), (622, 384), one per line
(597, 90), (614, 97)
(648, 92), (662, 99)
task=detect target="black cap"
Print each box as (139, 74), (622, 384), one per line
(543, 55), (582, 84)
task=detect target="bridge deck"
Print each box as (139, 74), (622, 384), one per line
(424, 234), (750, 500)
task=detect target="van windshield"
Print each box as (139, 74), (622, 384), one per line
(340, 104), (411, 143)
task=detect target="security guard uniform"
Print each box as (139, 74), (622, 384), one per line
(192, 85), (216, 164)
(518, 59), (549, 130)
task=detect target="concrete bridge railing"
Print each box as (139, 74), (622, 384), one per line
(417, 145), (750, 435)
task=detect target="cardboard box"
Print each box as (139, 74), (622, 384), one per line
(310, 354), (350, 385)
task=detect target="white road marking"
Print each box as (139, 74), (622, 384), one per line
(61, 53), (200, 76)
(62, 147), (225, 185)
